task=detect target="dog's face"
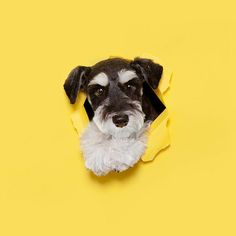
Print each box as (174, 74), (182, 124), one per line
(64, 57), (163, 138)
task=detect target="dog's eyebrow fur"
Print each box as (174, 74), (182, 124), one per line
(118, 69), (137, 84)
(88, 72), (109, 86)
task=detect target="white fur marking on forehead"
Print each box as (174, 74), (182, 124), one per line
(118, 69), (137, 84)
(89, 72), (109, 86)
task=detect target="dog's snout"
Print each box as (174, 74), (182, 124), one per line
(112, 114), (129, 128)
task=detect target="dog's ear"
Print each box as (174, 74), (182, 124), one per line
(64, 66), (91, 104)
(130, 57), (163, 89)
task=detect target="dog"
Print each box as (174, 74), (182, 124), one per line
(64, 57), (163, 176)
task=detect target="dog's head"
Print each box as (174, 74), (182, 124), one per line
(64, 57), (163, 138)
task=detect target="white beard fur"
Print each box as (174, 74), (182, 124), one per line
(80, 121), (150, 176)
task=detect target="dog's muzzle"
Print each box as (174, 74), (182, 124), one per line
(93, 99), (145, 138)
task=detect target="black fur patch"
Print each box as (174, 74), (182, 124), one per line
(64, 57), (164, 121)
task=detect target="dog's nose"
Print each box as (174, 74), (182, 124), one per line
(112, 114), (129, 128)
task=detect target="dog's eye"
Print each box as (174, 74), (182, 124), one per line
(125, 83), (136, 90)
(94, 88), (104, 96)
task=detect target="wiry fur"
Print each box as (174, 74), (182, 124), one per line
(80, 121), (150, 176)
(64, 57), (163, 176)
(93, 99), (145, 139)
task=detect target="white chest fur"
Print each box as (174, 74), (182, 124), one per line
(80, 121), (149, 176)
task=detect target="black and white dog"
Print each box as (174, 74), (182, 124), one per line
(64, 57), (163, 176)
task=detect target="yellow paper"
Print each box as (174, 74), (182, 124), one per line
(71, 56), (172, 162)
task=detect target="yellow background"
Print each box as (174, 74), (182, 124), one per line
(0, 0), (236, 235)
